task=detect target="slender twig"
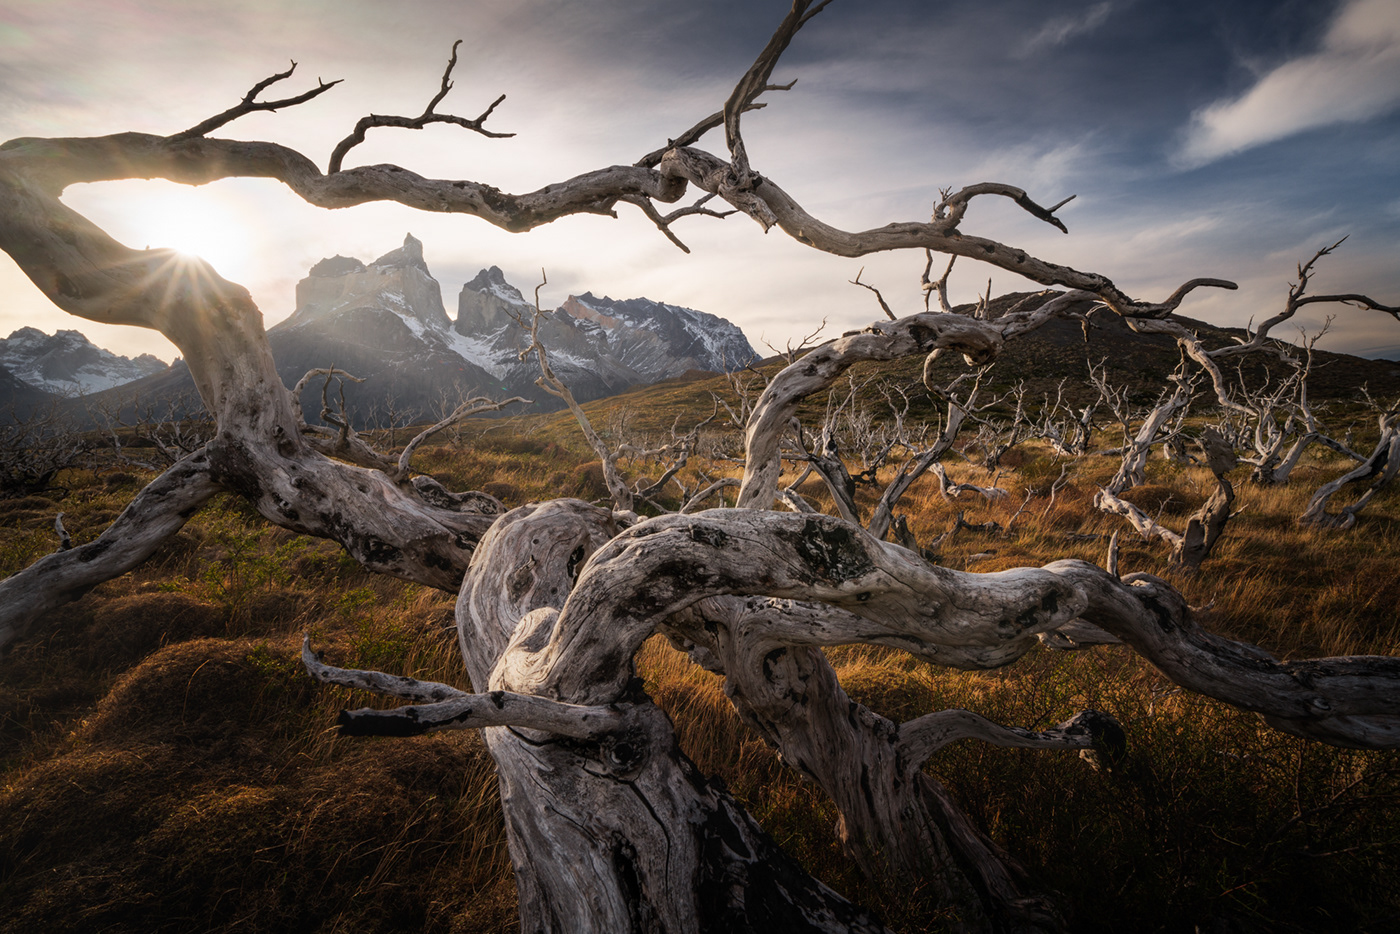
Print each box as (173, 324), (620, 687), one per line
(173, 62), (342, 140)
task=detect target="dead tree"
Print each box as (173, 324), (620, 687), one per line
(0, 401), (90, 498)
(1217, 331), (1343, 485)
(1095, 427), (1238, 570)
(517, 285), (714, 516)
(782, 339), (1013, 556)
(287, 365), (526, 504)
(1095, 240), (1399, 558)
(3, 3), (1400, 932)
(88, 390), (215, 471)
(1128, 243), (1392, 470)
(1097, 365), (1194, 496)
(1038, 370), (1101, 458)
(1299, 401), (1400, 529)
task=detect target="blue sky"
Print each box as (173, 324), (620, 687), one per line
(1, 0), (1397, 362)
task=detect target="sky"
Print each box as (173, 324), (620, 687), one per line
(1, 0), (1398, 365)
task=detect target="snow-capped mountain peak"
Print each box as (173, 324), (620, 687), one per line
(0, 326), (167, 396)
(453, 270), (759, 402)
(261, 237), (757, 425)
(283, 233), (452, 333)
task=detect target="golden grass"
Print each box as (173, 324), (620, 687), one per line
(1, 416), (1397, 932)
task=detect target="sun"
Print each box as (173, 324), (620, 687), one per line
(123, 184), (254, 278)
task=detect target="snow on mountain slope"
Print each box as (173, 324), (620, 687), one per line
(452, 266), (758, 402)
(0, 327), (167, 396)
(260, 234), (759, 424)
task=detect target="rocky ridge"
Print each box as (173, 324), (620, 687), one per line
(5, 234), (758, 426)
(0, 327), (166, 397)
(451, 265), (758, 402)
(263, 234), (759, 423)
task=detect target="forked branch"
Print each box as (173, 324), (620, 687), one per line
(1220, 238), (1400, 357)
(394, 394), (530, 481)
(328, 40), (513, 173)
(173, 61), (343, 141)
(722, 0), (835, 184)
(850, 268), (897, 320)
(622, 192), (734, 253)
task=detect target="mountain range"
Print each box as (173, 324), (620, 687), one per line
(1, 235), (760, 425)
(6, 237), (1400, 430)
(0, 328), (166, 401)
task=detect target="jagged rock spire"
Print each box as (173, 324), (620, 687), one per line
(371, 233), (429, 272)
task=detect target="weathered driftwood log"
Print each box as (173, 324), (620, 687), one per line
(458, 498), (1088, 931)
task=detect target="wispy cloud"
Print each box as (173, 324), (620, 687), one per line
(1177, 0), (1400, 167)
(1020, 2), (1116, 56)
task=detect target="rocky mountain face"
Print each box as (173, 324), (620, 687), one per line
(49, 234), (756, 428)
(263, 234), (758, 425)
(0, 363), (54, 415)
(0, 327), (166, 397)
(452, 266), (759, 402)
(268, 235), (500, 425)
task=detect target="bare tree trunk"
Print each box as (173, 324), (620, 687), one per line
(665, 599), (1076, 933)
(454, 499), (892, 933)
(1097, 428), (1237, 571)
(1102, 381), (1190, 495)
(1174, 477), (1233, 569)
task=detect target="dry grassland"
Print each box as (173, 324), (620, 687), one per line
(1, 394), (1397, 933)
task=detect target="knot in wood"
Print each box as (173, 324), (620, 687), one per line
(599, 728), (649, 777)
